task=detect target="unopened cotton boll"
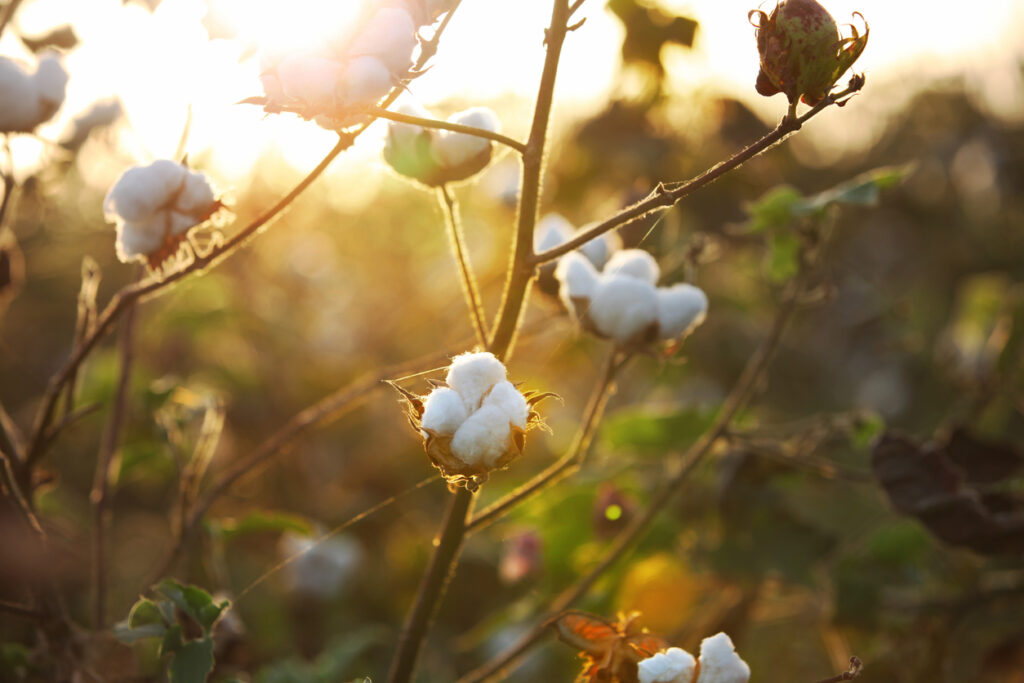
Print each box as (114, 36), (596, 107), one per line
(387, 101), (433, 149)
(656, 283), (708, 340)
(482, 381), (529, 429)
(433, 107), (500, 169)
(277, 54), (341, 109)
(421, 387), (470, 436)
(445, 351), (507, 411)
(638, 648), (697, 683)
(555, 251), (601, 309)
(577, 223), (622, 270)
(604, 248), (660, 285)
(696, 633), (750, 683)
(336, 55), (393, 107)
(349, 7), (417, 73)
(588, 274), (660, 343)
(451, 404), (512, 467)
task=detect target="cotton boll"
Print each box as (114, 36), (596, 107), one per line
(116, 216), (167, 262)
(176, 170), (217, 216)
(279, 531), (364, 599)
(104, 160), (187, 223)
(696, 633), (750, 683)
(168, 211), (198, 237)
(0, 57), (41, 132)
(349, 7), (416, 73)
(588, 274), (659, 344)
(577, 224), (622, 270)
(277, 54), (341, 109)
(451, 405), (512, 467)
(433, 107), (499, 169)
(446, 351), (507, 410)
(336, 55), (392, 107)
(33, 53), (68, 110)
(387, 100), (433, 149)
(656, 283), (708, 340)
(421, 387), (470, 436)
(555, 251), (601, 313)
(638, 648), (697, 683)
(483, 381), (529, 429)
(604, 248), (660, 285)
(534, 213), (574, 253)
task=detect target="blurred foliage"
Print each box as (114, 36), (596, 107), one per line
(1, 1), (1024, 682)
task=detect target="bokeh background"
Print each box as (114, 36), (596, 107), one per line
(1, 0), (1023, 681)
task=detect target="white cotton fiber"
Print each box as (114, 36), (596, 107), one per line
(33, 53), (68, 107)
(421, 387), (469, 436)
(604, 249), (660, 285)
(104, 160), (187, 223)
(445, 351), (507, 410)
(433, 107), (499, 169)
(656, 283), (708, 340)
(349, 7), (416, 73)
(336, 55), (392, 106)
(176, 170), (217, 215)
(451, 404), (512, 467)
(387, 100), (433, 150)
(0, 57), (41, 133)
(482, 381), (529, 429)
(115, 216), (166, 262)
(534, 214), (574, 253)
(638, 647), (697, 683)
(277, 54), (341, 108)
(577, 224), (622, 270)
(696, 633), (750, 683)
(555, 251), (601, 312)
(587, 274), (659, 343)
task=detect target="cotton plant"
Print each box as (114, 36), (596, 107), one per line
(533, 213), (622, 297)
(383, 101), (503, 186)
(104, 159), (223, 269)
(0, 51), (68, 133)
(638, 633), (750, 683)
(393, 352), (552, 490)
(555, 248), (709, 349)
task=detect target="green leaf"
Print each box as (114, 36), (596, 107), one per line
(851, 411), (885, 449)
(602, 406), (716, 455)
(745, 185), (805, 233)
(156, 580), (225, 634)
(213, 510), (313, 540)
(767, 232), (801, 282)
(114, 598), (171, 644)
(807, 165), (911, 211)
(168, 637), (215, 683)
(160, 624), (184, 657)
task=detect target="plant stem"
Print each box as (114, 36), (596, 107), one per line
(467, 348), (627, 533)
(532, 81), (864, 266)
(439, 186), (488, 347)
(372, 107), (527, 154)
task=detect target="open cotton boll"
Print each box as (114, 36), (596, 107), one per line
(349, 7), (416, 73)
(604, 248), (660, 285)
(34, 53), (68, 110)
(696, 633), (750, 683)
(115, 216), (167, 262)
(483, 381), (529, 429)
(638, 648), (697, 683)
(451, 405), (512, 467)
(555, 251), (601, 306)
(421, 387), (469, 436)
(657, 283), (708, 340)
(277, 54), (341, 109)
(534, 214), (575, 253)
(577, 223), (622, 270)
(104, 160), (188, 223)
(176, 170), (217, 215)
(0, 57), (43, 133)
(433, 107), (500, 169)
(336, 55), (393, 107)
(588, 274), (659, 344)
(387, 100), (433, 149)
(446, 351), (507, 411)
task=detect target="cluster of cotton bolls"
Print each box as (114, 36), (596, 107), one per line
(638, 632), (750, 683)
(259, 0), (457, 130)
(383, 101), (502, 186)
(411, 352), (541, 485)
(278, 530), (364, 600)
(0, 52), (68, 133)
(555, 246), (708, 347)
(533, 213), (621, 297)
(104, 160), (221, 268)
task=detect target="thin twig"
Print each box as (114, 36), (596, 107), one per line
(813, 656), (863, 683)
(532, 81), (865, 266)
(90, 297), (138, 630)
(0, 399), (24, 462)
(467, 348), (628, 533)
(372, 107), (527, 154)
(0, 599), (44, 621)
(439, 185), (488, 347)
(459, 283), (803, 683)
(64, 257), (101, 420)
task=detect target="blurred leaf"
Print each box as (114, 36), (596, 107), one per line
(608, 0), (697, 75)
(255, 630), (385, 683)
(866, 519), (932, 567)
(807, 165), (910, 211)
(602, 406), (715, 454)
(156, 580), (228, 635)
(19, 25), (78, 52)
(114, 599), (170, 644)
(213, 510), (313, 540)
(161, 624), (184, 657)
(168, 638), (214, 683)
(615, 553), (702, 633)
(851, 412), (885, 449)
(745, 185), (805, 234)
(767, 232), (800, 282)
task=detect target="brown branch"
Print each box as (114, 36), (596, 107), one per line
(814, 656), (863, 683)
(371, 107), (526, 154)
(64, 257), (101, 420)
(0, 599), (44, 621)
(439, 185), (488, 347)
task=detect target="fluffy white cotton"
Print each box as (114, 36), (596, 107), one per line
(555, 251), (601, 310)
(116, 217), (167, 261)
(279, 531), (364, 599)
(638, 648), (697, 683)
(483, 380), (529, 429)
(697, 633), (750, 683)
(387, 100), (433, 149)
(588, 274), (659, 343)
(421, 387), (470, 436)
(336, 55), (392, 106)
(576, 223), (622, 270)
(451, 404), (512, 467)
(277, 54), (340, 109)
(605, 249), (660, 285)
(350, 7), (417, 73)
(0, 53), (68, 133)
(104, 160), (188, 223)
(446, 351), (507, 411)
(433, 107), (500, 168)
(534, 214), (575, 253)
(657, 283), (708, 340)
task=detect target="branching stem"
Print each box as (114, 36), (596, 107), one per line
(439, 185), (488, 347)
(372, 107), (527, 154)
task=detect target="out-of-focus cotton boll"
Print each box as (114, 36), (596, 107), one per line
(350, 7), (417, 73)
(336, 55), (392, 106)
(432, 107), (500, 168)
(483, 380), (529, 429)
(605, 248), (660, 285)
(0, 53), (68, 133)
(577, 223), (622, 270)
(451, 405), (512, 467)
(446, 351), (507, 411)
(656, 283), (708, 340)
(278, 531), (364, 600)
(387, 100), (433, 149)
(555, 251), (601, 309)
(104, 160), (188, 223)
(588, 274), (659, 343)
(277, 54), (341, 109)
(421, 387), (469, 436)
(638, 647), (697, 683)
(534, 214), (575, 253)
(116, 217), (167, 262)
(696, 633), (750, 683)
(34, 53), (68, 108)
